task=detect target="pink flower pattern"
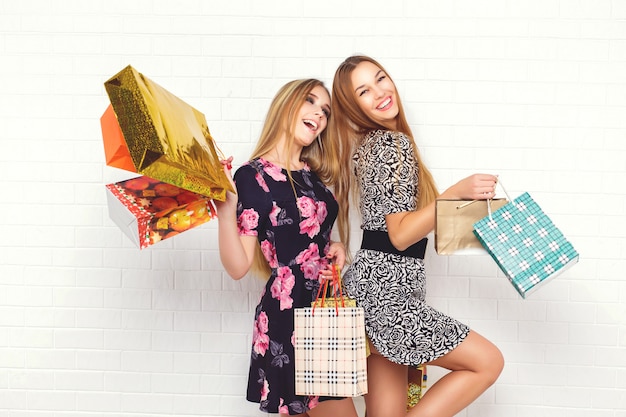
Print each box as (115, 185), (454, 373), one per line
(238, 208), (259, 236)
(298, 197), (327, 238)
(278, 398), (288, 414)
(297, 196), (316, 218)
(252, 311), (270, 356)
(260, 378), (270, 401)
(264, 163), (287, 182)
(270, 266), (295, 311)
(308, 396), (319, 409)
(255, 172), (269, 192)
(269, 202), (281, 226)
(316, 201), (328, 223)
(296, 243), (324, 281)
(261, 239), (278, 268)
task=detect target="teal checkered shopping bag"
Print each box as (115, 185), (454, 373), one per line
(473, 191), (579, 298)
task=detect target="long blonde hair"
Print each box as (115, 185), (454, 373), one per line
(329, 55), (439, 251)
(248, 79), (339, 278)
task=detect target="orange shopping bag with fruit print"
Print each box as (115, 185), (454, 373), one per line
(105, 175), (216, 249)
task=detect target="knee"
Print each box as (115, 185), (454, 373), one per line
(470, 339), (504, 385)
(484, 346), (504, 385)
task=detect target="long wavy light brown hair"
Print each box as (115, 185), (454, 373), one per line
(248, 79), (340, 279)
(328, 55), (440, 252)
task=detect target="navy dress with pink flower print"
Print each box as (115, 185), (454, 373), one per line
(234, 157), (340, 415)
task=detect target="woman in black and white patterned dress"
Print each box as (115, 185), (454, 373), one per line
(329, 55), (504, 417)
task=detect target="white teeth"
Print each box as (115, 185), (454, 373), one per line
(377, 98), (391, 109)
(303, 119), (318, 130)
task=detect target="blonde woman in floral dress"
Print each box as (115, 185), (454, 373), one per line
(214, 79), (358, 417)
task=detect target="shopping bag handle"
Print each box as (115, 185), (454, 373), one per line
(312, 264), (345, 316)
(486, 177), (513, 219)
(457, 177), (513, 220)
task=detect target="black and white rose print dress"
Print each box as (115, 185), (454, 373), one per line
(343, 130), (470, 366)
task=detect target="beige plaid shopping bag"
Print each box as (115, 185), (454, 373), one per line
(293, 266), (368, 397)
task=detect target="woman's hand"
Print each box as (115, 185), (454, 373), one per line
(440, 174), (499, 201)
(326, 241), (347, 270)
(318, 241), (347, 281)
(213, 156), (238, 215)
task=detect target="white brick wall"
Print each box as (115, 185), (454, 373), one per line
(0, 0), (624, 416)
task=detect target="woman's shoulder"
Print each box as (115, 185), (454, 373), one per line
(364, 129), (411, 148)
(233, 159), (261, 183)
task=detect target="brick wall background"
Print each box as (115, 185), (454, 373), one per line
(1, 1), (625, 416)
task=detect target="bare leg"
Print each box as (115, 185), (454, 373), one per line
(363, 341), (409, 417)
(407, 330), (504, 417)
(306, 398), (358, 417)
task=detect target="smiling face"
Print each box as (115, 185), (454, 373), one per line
(293, 84), (331, 148)
(351, 60), (399, 129)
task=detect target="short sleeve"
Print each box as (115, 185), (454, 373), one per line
(355, 131), (418, 228)
(378, 133), (418, 214)
(233, 164), (272, 237)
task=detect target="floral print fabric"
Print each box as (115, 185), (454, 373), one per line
(343, 130), (470, 366)
(235, 158), (340, 415)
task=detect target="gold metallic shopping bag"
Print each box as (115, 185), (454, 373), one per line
(103, 65), (233, 200)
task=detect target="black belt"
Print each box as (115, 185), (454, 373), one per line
(360, 230), (427, 259)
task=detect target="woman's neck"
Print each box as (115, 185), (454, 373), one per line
(263, 143), (304, 171)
